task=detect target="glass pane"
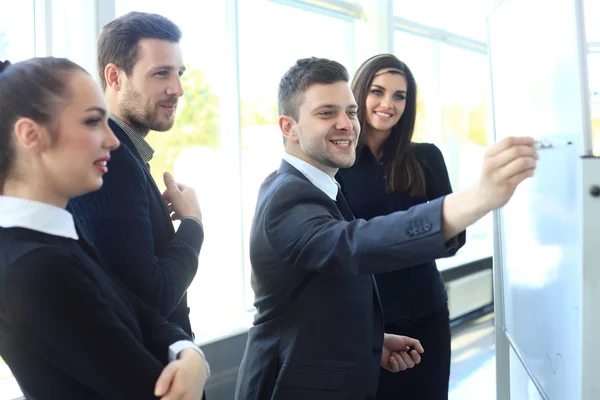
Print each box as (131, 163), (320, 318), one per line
(394, 0), (488, 41)
(394, 30), (438, 143)
(0, 0), (35, 62)
(589, 53), (600, 155)
(238, 0), (354, 308)
(585, 0), (600, 42)
(0, 2), (35, 397)
(114, 1), (240, 334)
(440, 44), (492, 256)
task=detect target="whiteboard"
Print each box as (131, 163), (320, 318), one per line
(488, 0), (594, 398)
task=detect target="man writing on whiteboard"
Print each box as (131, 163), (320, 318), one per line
(235, 57), (538, 400)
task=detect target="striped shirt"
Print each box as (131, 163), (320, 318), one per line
(109, 115), (154, 165)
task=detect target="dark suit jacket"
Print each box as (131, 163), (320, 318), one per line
(0, 227), (191, 400)
(337, 143), (466, 324)
(68, 119), (203, 336)
(235, 160), (458, 400)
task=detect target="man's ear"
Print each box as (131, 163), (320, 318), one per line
(13, 118), (50, 153)
(105, 63), (122, 91)
(279, 115), (299, 143)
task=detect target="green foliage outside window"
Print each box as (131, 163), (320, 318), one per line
(146, 67), (279, 189)
(146, 67), (220, 189)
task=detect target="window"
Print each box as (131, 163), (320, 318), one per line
(589, 53), (600, 155)
(0, 2), (36, 397)
(115, 1), (242, 337)
(0, 0), (35, 62)
(585, 0), (600, 43)
(238, 0), (355, 308)
(394, 30), (438, 143)
(394, 30), (493, 263)
(439, 44), (492, 257)
(586, 0), (600, 155)
(439, 44), (489, 189)
(394, 0), (489, 42)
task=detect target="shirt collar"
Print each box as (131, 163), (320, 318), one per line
(109, 114), (155, 164)
(0, 196), (78, 240)
(282, 153), (340, 201)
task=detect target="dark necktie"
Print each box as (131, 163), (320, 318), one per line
(336, 189), (355, 221)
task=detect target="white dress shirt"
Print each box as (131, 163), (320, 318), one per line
(282, 153), (340, 200)
(0, 196), (209, 376)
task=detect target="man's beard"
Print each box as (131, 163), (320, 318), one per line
(120, 87), (177, 134)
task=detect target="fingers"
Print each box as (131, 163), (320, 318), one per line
(162, 174), (201, 222)
(486, 136), (535, 158)
(160, 389), (183, 400)
(166, 204), (181, 221)
(390, 350), (420, 372)
(506, 168), (536, 188)
(400, 350), (417, 367)
(175, 182), (190, 191)
(403, 338), (424, 354)
(396, 351), (414, 370)
(391, 352), (408, 371)
(158, 368), (186, 400)
(163, 172), (192, 194)
(163, 172), (179, 193)
(154, 363), (177, 397)
(386, 355), (400, 372)
(160, 388), (185, 400)
(384, 349), (422, 372)
(493, 155), (537, 183)
(487, 145), (538, 173)
(408, 349), (422, 365)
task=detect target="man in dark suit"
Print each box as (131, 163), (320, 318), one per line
(68, 12), (209, 382)
(235, 57), (538, 400)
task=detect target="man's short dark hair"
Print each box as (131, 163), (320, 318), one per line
(97, 11), (182, 91)
(278, 57), (349, 122)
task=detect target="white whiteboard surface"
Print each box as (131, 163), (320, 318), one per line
(488, 0), (593, 399)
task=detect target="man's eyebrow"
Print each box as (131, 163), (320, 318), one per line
(153, 65), (186, 72)
(314, 104), (342, 110)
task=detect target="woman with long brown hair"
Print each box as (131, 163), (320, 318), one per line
(337, 53), (466, 399)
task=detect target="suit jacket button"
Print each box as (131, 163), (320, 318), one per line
(372, 346), (382, 355)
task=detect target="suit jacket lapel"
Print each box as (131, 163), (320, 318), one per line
(335, 190), (355, 222)
(279, 159), (384, 317)
(140, 164), (174, 233)
(279, 160), (355, 222)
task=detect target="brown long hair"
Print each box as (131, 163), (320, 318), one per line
(352, 54), (426, 198)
